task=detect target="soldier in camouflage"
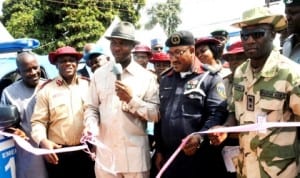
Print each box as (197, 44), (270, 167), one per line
(209, 6), (300, 178)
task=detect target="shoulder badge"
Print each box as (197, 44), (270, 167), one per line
(216, 82), (227, 99)
(79, 76), (90, 82)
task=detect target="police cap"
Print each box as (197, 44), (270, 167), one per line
(165, 30), (195, 47)
(211, 29), (229, 38)
(284, 0), (300, 6)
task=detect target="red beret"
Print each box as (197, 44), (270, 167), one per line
(150, 52), (170, 62)
(132, 44), (152, 55)
(195, 37), (221, 48)
(223, 41), (244, 56)
(49, 46), (82, 65)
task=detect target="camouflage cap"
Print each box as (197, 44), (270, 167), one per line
(165, 30), (195, 47)
(231, 6), (287, 32)
(284, 0), (300, 6)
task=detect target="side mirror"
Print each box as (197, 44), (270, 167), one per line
(0, 105), (20, 130)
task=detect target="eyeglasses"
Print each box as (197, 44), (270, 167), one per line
(153, 46), (163, 51)
(133, 55), (149, 60)
(167, 47), (190, 58)
(240, 29), (269, 41)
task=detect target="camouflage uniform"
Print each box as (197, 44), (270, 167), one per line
(231, 50), (300, 178)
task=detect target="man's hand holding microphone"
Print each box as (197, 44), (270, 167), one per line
(113, 63), (133, 103)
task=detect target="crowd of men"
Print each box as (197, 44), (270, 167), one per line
(1, 1), (300, 178)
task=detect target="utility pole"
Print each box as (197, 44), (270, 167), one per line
(265, 0), (270, 7)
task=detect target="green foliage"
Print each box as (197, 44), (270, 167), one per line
(145, 0), (181, 36)
(0, 0), (145, 54)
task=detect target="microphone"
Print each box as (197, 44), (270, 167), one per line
(112, 63), (123, 80)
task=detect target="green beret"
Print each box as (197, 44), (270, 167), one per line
(284, 0), (300, 6)
(165, 30), (195, 47)
(211, 29), (229, 37)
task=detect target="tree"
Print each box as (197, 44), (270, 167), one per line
(145, 0), (181, 36)
(0, 0), (145, 54)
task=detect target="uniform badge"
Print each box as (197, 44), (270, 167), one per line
(170, 34), (180, 45)
(56, 79), (63, 86)
(216, 82), (226, 99)
(185, 79), (198, 90)
(247, 95), (255, 111)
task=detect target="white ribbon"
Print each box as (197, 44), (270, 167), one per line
(156, 121), (300, 178)
(0, 131), (87, 155)
(199, 122), (300, 134)
(3, 121), (300, 178)
(80, 134), (117, 175)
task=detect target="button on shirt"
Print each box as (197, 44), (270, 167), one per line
(31, 75), (89, 146)
(84, 60), (159, 173)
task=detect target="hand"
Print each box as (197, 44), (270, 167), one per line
(81, 129), (96, 154)
(155, 152), (165, 170)
(39, 139), (62, 164)
(5, 127), (29, 140)
(115, 81), (132, 103)
(182, 134), (202, 156)
(208, 125), (228, 146)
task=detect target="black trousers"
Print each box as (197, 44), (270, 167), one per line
(45, 149), (95, 178)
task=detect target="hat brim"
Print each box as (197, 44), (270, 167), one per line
(150, 59), (170, 62)
(105, 36), (140, 44)
(231, 15), (287, 32)
(83, 52), (102, 60)
(195, 38), (220, 47)
(49, 52), (83, 65)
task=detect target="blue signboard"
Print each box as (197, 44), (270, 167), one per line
(0, 135), (16, 178)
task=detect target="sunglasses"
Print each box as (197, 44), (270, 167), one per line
(154, 46), (163, 51)
(240, 29), (269, 41)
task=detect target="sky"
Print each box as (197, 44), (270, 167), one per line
(1, 0), (285, 40)
(141, 0), (285, 37)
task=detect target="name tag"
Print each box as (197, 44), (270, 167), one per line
(257, 114), (267, 133)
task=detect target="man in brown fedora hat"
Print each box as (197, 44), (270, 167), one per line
(84, 21), (159, 178)
(31, 46), (95, 178)
(209, 6), (300, 178)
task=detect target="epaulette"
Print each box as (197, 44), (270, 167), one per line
(160, 67), (173, 77)
(79, 76), (90, 82)
(38, 79), (52, 90)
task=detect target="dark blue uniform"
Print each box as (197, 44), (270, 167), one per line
(154, 65), (228, 178)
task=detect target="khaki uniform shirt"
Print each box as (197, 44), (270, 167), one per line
(84, 60), (159, 173)
(232, 51), (300, 178)
(31, 75), (89, 146)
